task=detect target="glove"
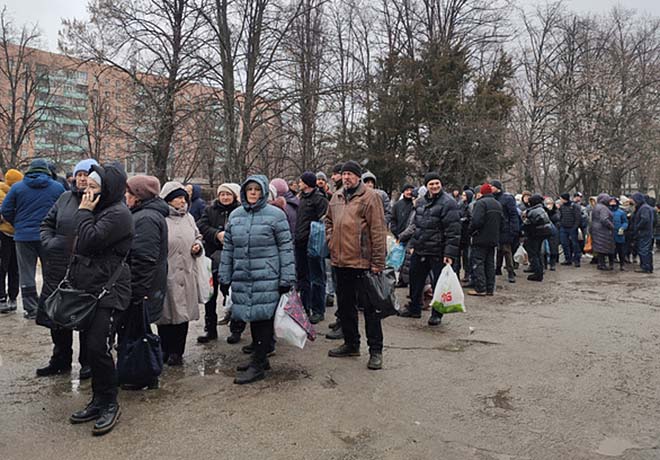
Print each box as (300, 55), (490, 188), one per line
(220, 283), (230, 297)
(618, 228), (625, 236)
(278, 285), (291, 295)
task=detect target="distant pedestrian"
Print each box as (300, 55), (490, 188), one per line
(467, 183), (502, 296)
(630, 192), (654, 273)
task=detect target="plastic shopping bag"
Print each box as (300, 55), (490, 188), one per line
(274, 293), (308, 349)
(513, 245), (527, 265)
(431, 264), (466, 314)
(195, 254), (212, 303)
(357, 268), (400, 319)
(221, 287), (232, 317)
(386, 243), (406, 270)
(282, 290), (316, 341)
(307, 221), (329, 258)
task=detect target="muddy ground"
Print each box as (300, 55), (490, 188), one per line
(1, 261), (659, 460)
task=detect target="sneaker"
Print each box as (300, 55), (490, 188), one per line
(367, 353), (383, 370)
(466, 290), (486, 296)
(507, 273), (516, 283)
(328, 344), (360, 357)
(23, 311), (36, 320)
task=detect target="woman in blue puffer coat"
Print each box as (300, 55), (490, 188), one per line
(219, 175), (295, 385)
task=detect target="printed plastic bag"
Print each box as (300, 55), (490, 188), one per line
(358, 268), (400, 319)
(431, 264), (466, 314)
(513, 245), (527, 265)
(386, 243), (406, 270)
(274, 293), (308, 349)
(307, 221), (329, 258)
(283, 290), (316, 341)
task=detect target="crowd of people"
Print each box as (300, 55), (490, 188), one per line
(0, 157), (657, 436)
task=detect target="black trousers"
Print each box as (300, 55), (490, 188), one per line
(525, 237), (544, 277)
(204, 271), (220, 332)
(335, 267), (383, 354)
(472, 246), (495, 294)
(158, 322), (189, 356)
(50, 329), (88, 368)
(496, 243), (515, 275)
(86, 308), (118, 405)
(408, 254), (444, 318)
(615, 243), (626, 265)
(250, 317), (275, 363)
(0, 233), (18, 301)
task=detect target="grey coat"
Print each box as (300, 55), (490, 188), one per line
(219, 175), (296, 323)
(591, 193), (615, 255)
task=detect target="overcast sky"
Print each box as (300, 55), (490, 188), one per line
(4, 0), (660, 52)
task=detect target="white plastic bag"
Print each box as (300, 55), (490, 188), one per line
(513, 245), (527, 265)
(195, 254), (212, 303)
(274, 293), (307, 349)
(431, 264), (466, 314)
(222, 288), (232, 316)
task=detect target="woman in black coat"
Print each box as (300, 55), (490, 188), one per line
(196, 183), (240, 343)
(119, 175), (169, 390)
(68, 163), (133, 436)
(37, 159), (98, 379)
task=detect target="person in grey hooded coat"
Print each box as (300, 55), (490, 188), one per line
(361, 171), (392, 226)
(219, 175), (296, 385)
(591, 193), (615, 270)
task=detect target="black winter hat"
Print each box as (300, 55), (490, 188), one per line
(560, 193), (570, 201)
(401, 183), (414, 193)
(341, 160), (362, 177)
(529, 194), (544, 207)
(332, 163), (344, 174)
(490, 180), (503, 191)
(423, 172), (441, 186)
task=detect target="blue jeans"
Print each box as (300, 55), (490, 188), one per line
(294, 245), (326, 316)
(637, 235), (654, 272)
(559, 227), (581, 263)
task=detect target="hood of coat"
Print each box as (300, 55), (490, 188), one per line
(191, 184), (202, 201)
(597, 193), (611, 206)
(240, 175), (269, 211)
(23, 172), (53, 189)
(284, 190), (300, 208)
(132, 196), (170, 217)
(631, 192), (646, 206)
(90, 163), (127, 211)
(270, 196), (287, 210)
(361, 171), (377, 185)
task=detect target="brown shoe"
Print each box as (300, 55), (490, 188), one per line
(467, 290), (486, 297)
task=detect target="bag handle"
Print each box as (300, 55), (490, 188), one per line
(97, 254), (128, 300)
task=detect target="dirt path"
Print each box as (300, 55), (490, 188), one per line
(1, 264), (659, 459)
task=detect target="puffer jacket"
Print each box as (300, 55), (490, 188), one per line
(493, 190), (520, 245)
(631, 192), (654, 240)
(400, 190), (461, 258)
(129, 197), (169, 323)
(559, 201), (580, 229)
(469, 193), (503, 247)
(523, 204), (552, 237)
(219, 175), (296, 323)
(612, 207), (628, 244)
(295, 187), (328, 247)
(591, 193), (615, 254)
(69, 164), (133, 311)
(326, 182), (387, 270)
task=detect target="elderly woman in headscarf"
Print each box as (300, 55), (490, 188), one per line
(156, 182), (203, 366)
(196, 182), (241, 344)
(591, 193), (615, 270)
(68, 163), (133, 436)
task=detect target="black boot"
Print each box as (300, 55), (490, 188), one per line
(197, 329), (218, 343)
(70, 398), (102, 424)
(325, 328), (344, 340)
(36, 362), (71, 377)
(367, 353), (383, 370)
(328, 343), (360, 357)
(226, 332), (241, 344)
(79, 365), (92, 380)
(237, 358), (271, 371)
(234, 362), (266, 384)
(527, 273), (543, 282)
(92, 403), (121, 436)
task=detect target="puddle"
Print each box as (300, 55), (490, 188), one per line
(595, 437), (638, 457)
(485, 389), (514, 411)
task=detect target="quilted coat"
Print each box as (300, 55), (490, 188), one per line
(219, 175), (296, 323)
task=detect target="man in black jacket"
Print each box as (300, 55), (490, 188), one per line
(467, 184), (503, 296)
(295, 171), (329, 323)
(559, 193), (582, 267)
(390, 184), (415, 238)
(398, 172), (461, 326)
(196, 183), (241, 343)
(491, 180), (519, 283)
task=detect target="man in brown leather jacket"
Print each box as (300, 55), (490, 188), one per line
(325, 160), (387, 370)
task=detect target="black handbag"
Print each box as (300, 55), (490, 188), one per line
(43, 257), (127, 331)
(117, 302), (163, 386)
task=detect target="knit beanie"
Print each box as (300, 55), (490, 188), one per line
(560, 193), (570, 201)
(316, 172), (328, 182)
(332, 163), (343, 174)
(27, 158), (50, 176)
(88, 171), (103, 187)
(401, 183), (414, 193)
(217, 183), (240, 201)
(126, 175), (161, 201)
(341, 160), (362, 177)
(300, 171), (317, 188)
(479, 183), (493, 195)
(5, 169), (23, 186)
(529, 194), (544, 207)
(163, 187), (188, 203)
(423, 171), (441, 186)
(73, 159), (99, 176)
(270, 178), (289, 197)
(490, 180), (503, 191)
